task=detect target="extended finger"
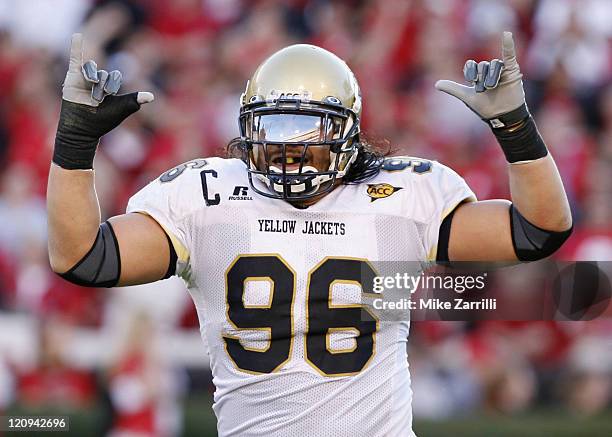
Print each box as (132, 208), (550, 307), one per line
(104, 70), (122, 95)
(502, 31), (517, 66)
(484, 59), (504, 89)
(475, 61), (489, 93)
(136, 91), (155, 105)
(82, 60), (99, 83)
(463, 60), (478, 84)
(92, 69), (109, 102)
(68, 33), (83, 72)
(435, 80), (474, 104)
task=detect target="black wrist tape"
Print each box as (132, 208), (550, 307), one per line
(53, 100), (102, 170)
(488, 103), (549, 163)
(53, 94), (141, 169)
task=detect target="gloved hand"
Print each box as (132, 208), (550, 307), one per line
(53, 33), (154, 170)
(435, 31), (548, 163)
(435, 31), (525, 128)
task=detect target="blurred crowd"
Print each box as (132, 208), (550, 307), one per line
(0, 0), (611, 435)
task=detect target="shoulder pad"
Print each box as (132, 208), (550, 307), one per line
(382, 156), (432, 174)
(157, 158), (246, 207)
(159, 158), (209, 183)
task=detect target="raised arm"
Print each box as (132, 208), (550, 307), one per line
(47, 34), (171, 286)
(435, 32), (572, 262)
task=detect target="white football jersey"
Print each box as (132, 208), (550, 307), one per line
(127, 157), (475, 437)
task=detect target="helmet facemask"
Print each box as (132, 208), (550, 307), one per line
(239, 95), (359, 200)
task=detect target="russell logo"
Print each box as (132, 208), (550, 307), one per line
(229, 186), (253, 201)
(366, 183), (402, 202)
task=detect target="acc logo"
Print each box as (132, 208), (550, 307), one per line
(366, 183), (402, 202)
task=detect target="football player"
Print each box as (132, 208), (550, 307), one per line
(47, 32), (572, 436)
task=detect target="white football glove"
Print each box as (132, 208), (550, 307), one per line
(435, 32), (526, 128)
(53, 33), (155, 169)
(62, 33), (154, 107)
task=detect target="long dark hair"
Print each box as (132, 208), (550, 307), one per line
(225, 135), (390, 185)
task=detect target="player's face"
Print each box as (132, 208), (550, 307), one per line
(251, 113), (340, 174)
(249, 113), (345, 205)
(253, 144), (336, 207)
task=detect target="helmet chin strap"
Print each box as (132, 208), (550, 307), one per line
(248, 145), (358, 198)
(330, 147), (358, 175)
(265, 165), (324, 196)
(265, 148), (358, 196)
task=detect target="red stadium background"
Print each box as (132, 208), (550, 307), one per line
(0, 0), (610, 435)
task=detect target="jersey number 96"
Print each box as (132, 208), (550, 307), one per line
(223, 255), (378, 376)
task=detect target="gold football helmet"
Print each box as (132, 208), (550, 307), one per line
(239, 44), (362, 200)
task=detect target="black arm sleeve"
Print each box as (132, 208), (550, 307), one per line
(509, 204), (573, 261)
(60, 221), (121, 287)
(58, 220), (178, 287)
(435, 203), (572, 263)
